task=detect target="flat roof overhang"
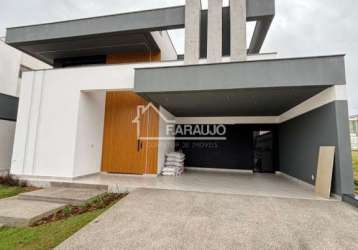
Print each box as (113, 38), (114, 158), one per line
(134, 55), (346, 117)
(6, 0), (275, 65)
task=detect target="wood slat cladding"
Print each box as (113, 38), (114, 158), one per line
(101, 92), (159, 174)
(101, 92), (147, 174)
(106, 51), (161, 64)
(102, 50), (160, 174)
(146, 108), (159, 174)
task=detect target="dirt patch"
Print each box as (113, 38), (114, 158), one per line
(32, 193), (127, 227)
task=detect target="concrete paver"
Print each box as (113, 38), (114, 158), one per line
(57, 188), (358, 250)
(0, 198), (66, 227)
(18, 187), (106, 206)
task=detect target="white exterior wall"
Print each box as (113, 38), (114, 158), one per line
(11, 65), (135, 178)
(0, 40), (51, 97)
(74, 91), (106, 177)
(0, 41), (21, 97)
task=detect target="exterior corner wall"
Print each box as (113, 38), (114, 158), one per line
(230, 0), (247, 61)
(184, 0), (201, 64)
(73, 91), (106, 177)
(157, 106), (176, 174)
(207, 0), (223, 63)
(278, 101), (354, 195)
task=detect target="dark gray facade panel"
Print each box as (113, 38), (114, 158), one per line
(246, 0), (275, 21)
(6, 0), (275, 44)
(278, 101), (354, 195)
(140, 86), (327, 117)
(334, 101), (355, 194)
(0, 93), (18, 121)
(6, 7), (186, 44)
(248, 17), (274, 54)
(134, 56), (346, 93)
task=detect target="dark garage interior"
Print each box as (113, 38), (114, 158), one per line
(176, 124), (278, 173)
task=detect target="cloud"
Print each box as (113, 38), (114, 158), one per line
(0, 0), (357, 115)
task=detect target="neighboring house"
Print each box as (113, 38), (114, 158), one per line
(350, 115), (358, 150)
(0, 38), (51, 175)
(4, 0), (354, 195)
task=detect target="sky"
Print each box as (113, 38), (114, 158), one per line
(0, 0), (357, 115)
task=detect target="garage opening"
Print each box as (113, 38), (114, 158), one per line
(175, 124), (278, 173)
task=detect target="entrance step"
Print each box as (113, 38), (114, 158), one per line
(0, 198), (66, 227)
(18, 187), (106, 206)
(50, 181), (108, 191)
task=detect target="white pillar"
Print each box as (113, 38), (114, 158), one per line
(185, 0), (202, 65)
(230, 0), (247, 61)
(207, 0), (223, 63)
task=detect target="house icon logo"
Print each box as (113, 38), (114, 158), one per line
(132, 103), (227, 141)
(132, 103), (176, 140)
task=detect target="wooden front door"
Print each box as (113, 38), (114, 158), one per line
(101, 91), (158, 174)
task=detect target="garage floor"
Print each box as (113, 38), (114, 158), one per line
(23, 169), (331, 200)
(71, 169), (326, 200)
(56, 188), (358, 250)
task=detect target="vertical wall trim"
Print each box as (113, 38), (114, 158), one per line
(207, 0), (223, 63)
(32, 71), (46, 175)
(184, 0), (201, 64)
(24, 71), (45, 175)
(21, 73), (36, 174)
(230, 0), (247, 61)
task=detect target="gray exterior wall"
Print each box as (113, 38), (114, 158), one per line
(279, 101), (354, 195)
(0, 93), (18, 121)
(135, 55), (346, 93)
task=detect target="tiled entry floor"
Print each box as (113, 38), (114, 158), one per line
(68, 169), (327, 200)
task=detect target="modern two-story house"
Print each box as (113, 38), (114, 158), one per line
(5, 0), (354, 196)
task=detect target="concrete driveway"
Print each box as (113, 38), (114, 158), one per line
(57, 189), (358, 250)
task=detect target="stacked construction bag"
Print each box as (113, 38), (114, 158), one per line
(161, 152), (185, 176)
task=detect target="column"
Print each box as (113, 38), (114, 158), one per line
(184, 0), (202, 64)
(207, 0), (223, 63)
(230, 0), (247, 61)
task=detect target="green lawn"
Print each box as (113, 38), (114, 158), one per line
(353, 151), (358, 194)
(0, 185), (28, 199)
(0, 208), (104, 250)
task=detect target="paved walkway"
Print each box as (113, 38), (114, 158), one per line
(57, 189), (358, 250)
(0, 187), (105, 227)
